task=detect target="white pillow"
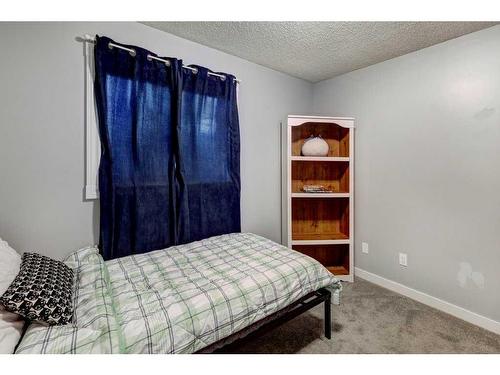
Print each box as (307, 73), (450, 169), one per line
(0, 238), (24, 354)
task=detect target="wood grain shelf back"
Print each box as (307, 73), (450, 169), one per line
(292, 160), (349, 193)
(291, 197), (349, 241)
(291, 122), (349, 157)
(293, 244), (350, 275)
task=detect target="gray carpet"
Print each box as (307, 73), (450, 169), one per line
(221, 278), (500, 353)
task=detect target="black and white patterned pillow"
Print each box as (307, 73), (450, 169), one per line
(0, 252), (74, 325)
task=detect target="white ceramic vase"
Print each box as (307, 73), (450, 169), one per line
(301, 136), (329, 156)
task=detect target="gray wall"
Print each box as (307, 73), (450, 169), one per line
(313, 25), (500, 321)
(0, 22), (313, 259)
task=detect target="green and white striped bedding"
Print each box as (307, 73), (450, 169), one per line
(15, 233), (340, 354)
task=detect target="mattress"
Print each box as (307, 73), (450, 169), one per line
(15, 233), (340, 354)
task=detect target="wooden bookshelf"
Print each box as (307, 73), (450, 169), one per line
(283, 115), (355, 282)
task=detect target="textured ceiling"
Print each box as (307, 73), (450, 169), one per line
(142, 22), (497, 82)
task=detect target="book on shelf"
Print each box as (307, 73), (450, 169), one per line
(302, 185), (332, 193)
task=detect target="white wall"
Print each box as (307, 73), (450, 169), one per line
(313, 25), (500, 322)
(0, 22), (313, 259)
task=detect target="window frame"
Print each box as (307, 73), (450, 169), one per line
(84, 35), (100, 200)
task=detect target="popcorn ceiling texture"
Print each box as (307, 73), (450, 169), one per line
(142, 22), (497, 82)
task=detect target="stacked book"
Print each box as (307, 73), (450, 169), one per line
(302, 185), (332, 193)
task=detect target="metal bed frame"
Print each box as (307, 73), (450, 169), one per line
(195, 287), (332, 353)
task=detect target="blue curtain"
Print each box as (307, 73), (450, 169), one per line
(176, 66), (241, 244)
(94, 37), (240, 260)
(94, 36), (182, 260)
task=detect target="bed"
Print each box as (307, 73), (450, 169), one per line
(14, 233), (341, 354)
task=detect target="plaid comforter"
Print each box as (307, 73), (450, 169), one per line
(16, 233), (340, 354)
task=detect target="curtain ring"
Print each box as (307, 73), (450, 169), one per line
(129, 50), (136, 57)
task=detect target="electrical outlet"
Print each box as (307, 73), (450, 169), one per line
(362, 242), (369, 254)
(399, 253), (408, 267)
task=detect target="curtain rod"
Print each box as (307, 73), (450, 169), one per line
(83, 36), (241, 84)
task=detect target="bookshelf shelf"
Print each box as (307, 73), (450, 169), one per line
(291, 156), (350, 162)
(291, 193), (350, 198)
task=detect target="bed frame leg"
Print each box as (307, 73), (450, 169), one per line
(324, 290), (331, 339)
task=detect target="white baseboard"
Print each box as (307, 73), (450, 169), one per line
(354, 267), (500, 335)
